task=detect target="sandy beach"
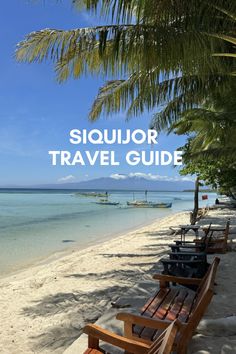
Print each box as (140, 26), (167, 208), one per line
(0, 208), (236, 354)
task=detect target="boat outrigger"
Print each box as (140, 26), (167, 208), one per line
(95, 201), (120, 206)
(75, 192), (109, 198)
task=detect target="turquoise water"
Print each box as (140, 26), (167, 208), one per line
(0, 189), (216, 274)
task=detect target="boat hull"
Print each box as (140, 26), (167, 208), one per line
(127, 202), (172, 208)
(95, 202), (120, 206)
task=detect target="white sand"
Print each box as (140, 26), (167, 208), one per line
(0, 208), (235, 354)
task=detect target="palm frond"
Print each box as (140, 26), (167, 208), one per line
(189, 146), (236, 160)
(17, 0), (236, 126)
(150, 74), (228, 131)
(16, 24), (224, 73)
(212, 34), (236, 46)
(73, 0), (236, 27)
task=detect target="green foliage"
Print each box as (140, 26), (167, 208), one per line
(180, 145), (236, 193)
(16, 0), (236, 124)
(211, 7), (236, 74)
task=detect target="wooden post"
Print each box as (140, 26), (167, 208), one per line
(190, 177), (199, 225)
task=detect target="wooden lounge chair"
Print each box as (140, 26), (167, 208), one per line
(83, 319), (179, 354)
(116, 257), (220, 354)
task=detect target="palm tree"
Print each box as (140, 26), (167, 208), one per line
(212, 7), (236, 60)
(16, 0), (236, 127)
(167, 80), (236, 158)
(166, 78), (236, 222)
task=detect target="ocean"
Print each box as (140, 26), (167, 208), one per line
(0, 189), (216, 275)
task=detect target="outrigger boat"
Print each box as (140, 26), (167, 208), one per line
(127, 190), (172, 208)
(95, 194), (120, 206)
(127, 201), (172, 208)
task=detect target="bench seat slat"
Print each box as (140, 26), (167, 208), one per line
(177, 291), (196, 322)
(165, 288), (189, 321)
(154, 289), (180, 319)
(138, 289), (179, 340)
(140, 288), (169, 314)
(133, 288), (170, 338)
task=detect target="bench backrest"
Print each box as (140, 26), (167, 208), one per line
(148, 320), (178, 354)
(184, 257), (220, 336)
(202, 222), (212, 246)
(208, 219), (230, 243)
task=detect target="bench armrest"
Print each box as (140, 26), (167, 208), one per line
(83, 324), (150, 353)
(152, 273), (202, 285)
(116, 313), (177, 330)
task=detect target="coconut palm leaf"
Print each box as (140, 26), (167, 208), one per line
(211, 7), (236, 62)
(16, 24), (222, 72)
(16, 0), (236, 126)
(170, 101), (236, 160)
(89, 72), (229, 121)
(73, 0), (236, 27)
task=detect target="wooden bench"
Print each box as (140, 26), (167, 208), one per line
(204, 220), (230, 254)
(160, 254), (208, 280)
(83, 319), (179, 354)
(116, 257), (220, 354)
(171, 223), (212, 250)
(171, 221), (230, 254)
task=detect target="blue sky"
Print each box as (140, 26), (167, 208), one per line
(0, 0), (188, 186)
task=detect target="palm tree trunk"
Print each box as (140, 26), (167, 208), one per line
(190, 177), (199, 225)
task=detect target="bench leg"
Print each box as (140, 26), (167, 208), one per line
(124, 322), (133, 339)
(88, 335), (99, 349)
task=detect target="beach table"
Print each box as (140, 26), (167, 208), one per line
(179, 224), (200, 242)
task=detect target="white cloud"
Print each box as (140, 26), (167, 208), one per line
(58, 175), (76, 183)
(110, 174), (128, 180)
(110, 172), (194, 183)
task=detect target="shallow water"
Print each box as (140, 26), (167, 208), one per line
(0, 189), (216, 274)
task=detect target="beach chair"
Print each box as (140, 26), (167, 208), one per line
(83, 319), (179, 354)
(116, 257), (220, 354)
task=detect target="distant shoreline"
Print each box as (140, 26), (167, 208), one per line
(0, 187), (214, 193)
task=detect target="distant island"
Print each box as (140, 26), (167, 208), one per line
(0, 176), (197, 192)
(183, 189), (214, 193)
